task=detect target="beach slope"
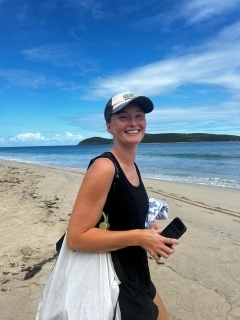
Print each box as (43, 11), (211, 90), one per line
(0, 160), (240, 320)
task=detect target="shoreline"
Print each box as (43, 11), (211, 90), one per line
(1, 157), (239, 191)
(1, 159), (240, 319)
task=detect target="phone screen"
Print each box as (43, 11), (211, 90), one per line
(160, 217), (186, 239)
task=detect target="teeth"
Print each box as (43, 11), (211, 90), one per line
(126, 130), (138, 134)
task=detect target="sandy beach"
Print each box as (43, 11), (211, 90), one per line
(0, 159), (240, 320)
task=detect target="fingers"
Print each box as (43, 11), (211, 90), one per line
(150, 243), (176, 262)
(160, 236), (179, 247)
(141, 230), (179, 261)
(158, 245), (175, 259)
(151, 250), (172, 262)
(154, 237), (178, 260)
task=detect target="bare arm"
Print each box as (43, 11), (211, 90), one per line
(66, 158), (178, 260)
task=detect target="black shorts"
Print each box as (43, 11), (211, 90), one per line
(118, 280), (159, 320)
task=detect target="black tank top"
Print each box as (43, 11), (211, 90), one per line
(90, 152), (158, 320)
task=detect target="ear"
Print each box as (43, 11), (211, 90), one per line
(107, 123), (112, 134)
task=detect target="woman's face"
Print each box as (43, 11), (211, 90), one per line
(107, 103), (146, 146)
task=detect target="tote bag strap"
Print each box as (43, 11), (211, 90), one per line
(88, 151), (119, 179)
(56, 152), (119, 254)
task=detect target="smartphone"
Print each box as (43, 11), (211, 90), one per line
(160, 217), (187, 247)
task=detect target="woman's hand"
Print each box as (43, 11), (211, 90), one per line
(149, 221), (162, 232)
(139, 229), (179, 261)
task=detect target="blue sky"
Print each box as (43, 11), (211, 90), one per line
(1, 0), (240, 147)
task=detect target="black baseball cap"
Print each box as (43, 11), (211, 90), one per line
(104, 91), (154, 122)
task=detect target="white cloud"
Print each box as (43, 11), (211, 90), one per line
(150, 102), (240, 123)
(7, 132), (83, 146)
(22, 44), (98, 72)
(184, 0), (240, 24)
(146, 100), (240, 135)
(66, 0), (145, 19)
(0, 69), (70, 88)
(135, 0), (240, 30)
(22, 44), (76, 66)
(52, 131), (83, 141)
(84, 22), (240, 99)
(204, 21), (240, 48)
(10, 132), (48, 142)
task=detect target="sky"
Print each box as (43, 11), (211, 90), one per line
(1, 0), (240, 147)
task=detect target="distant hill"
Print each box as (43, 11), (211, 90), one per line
(78, 133), (240, 145)
(141, 133), (240, 143)
(79, 137), (113, 145)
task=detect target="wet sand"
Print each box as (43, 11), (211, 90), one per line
(0, 160), (240, 320)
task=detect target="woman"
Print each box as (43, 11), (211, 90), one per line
(66, 92), (179, 320)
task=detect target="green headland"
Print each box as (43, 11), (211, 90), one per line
(78, 133), (240, 145)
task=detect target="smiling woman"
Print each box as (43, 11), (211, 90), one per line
(106, 104), (146, 148)
(37, 92), (179, 320)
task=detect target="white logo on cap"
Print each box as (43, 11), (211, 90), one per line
(112, 92), (136, 110)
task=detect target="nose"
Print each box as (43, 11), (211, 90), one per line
(128, 115), (137, 124)
(128, 116), (137, 125)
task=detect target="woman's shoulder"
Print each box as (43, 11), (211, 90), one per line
(88, 155), (116, 177)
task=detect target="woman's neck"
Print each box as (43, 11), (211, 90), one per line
(110, 145), (137, 166)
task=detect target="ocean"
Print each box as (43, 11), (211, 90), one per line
(0, 141), (240, 190)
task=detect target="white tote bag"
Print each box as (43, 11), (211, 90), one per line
(36, 235), (121, 320)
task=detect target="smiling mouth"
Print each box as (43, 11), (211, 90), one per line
(125, 130), (140, 134)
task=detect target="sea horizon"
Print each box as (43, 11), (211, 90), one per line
(0, 141), (240, 190)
